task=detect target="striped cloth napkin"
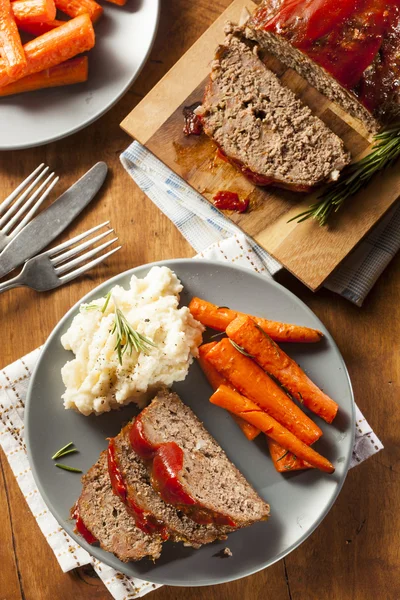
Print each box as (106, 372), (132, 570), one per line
(121, 141), (400, 306)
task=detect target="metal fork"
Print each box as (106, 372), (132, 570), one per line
(0, 222), (121, 293)
(0, 164), (59, 252)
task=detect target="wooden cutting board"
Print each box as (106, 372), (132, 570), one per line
(121, 0), (400, 291)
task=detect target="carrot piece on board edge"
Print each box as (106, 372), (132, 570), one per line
(226, 315), (339, 424)
(12, 0), (56, 24)
(188, 297), (323, 343)
(198, 343), (260, 441)
(268, 439), (313, 473)
(210, 385), (334, 474)
(55, 0), (103, 23)
(0, 0), (26, 77)
(0, 56), (88, 96)
(0, 14), (95, 88)
(205, 338), (322, 445)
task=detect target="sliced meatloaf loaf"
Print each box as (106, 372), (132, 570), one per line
(75, 452), (163, 562)
(246, 1), (400, 132)
(110, 425), (231, 548)
(199, 29), (350, 191)
(130, 390), (270, 528)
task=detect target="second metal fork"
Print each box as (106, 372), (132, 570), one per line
(0, 222), (121, 294)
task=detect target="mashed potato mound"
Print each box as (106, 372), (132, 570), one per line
(61, 267), (204, 415)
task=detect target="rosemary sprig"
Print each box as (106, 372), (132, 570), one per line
(112, 308), (156, 365)
(229, 339), (254, 358)
(288, 123), (400, 226)
(277, 450), (289, 462)
(55, 464), (82, 473)
(81, 291), (111, 313)
(52, 442), (74, 460)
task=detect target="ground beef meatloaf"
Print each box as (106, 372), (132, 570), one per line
(199, 29), (350, 191)
(75, 452), (163, 562)
(246, 0), (400, 132)
(129, 390), (270, 528)
(109, 424), (231, 548)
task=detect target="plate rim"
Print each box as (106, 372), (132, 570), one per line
(25, 258), (356, 586)
(0, 0), (160, 151)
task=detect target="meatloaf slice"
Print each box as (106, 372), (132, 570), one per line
(75, 452), (163, 562)
(136, 390), (270, 528)
(199, 29), (350, 191)
(111, 426), (230, 548)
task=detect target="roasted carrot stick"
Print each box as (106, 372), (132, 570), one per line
(0, 0), (26, 77)
(12, 0), (55, 23)
(205, 339), (322, 445)
(226, 315), (339, 424)
(210, 385), (334, 473)
(268, 439), (313, 473)
(189, 298), (323, 343)
(0, 14), (94, 88)
(0, 55), (87, 95)
(198, 343), (260, 441)
(16, 18), (64, 36)
(104, 0), (126, 5)
(55, 0), (102, 23)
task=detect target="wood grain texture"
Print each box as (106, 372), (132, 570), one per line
(122, 0), (400, 291)
(0, 0), (399, 599)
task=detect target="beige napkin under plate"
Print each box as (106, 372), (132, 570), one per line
(0, 241), (383, 599)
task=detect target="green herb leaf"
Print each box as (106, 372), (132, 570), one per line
(210, 331), (226, 339)
(55, 463), (82, 473)
(277, 450), (289, 462)
(101, 291), (112, 313)
(288, 123), (400, 226)
(55, 448), (78, 459)
(229, 339), (254, 358)
(52, 442), (74, 460)
(112, 308), (156, 366)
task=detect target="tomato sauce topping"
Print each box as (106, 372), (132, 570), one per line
(183, 102), (204, 136)
(71, 503), (98, 545)
(213, 191), (249, 213)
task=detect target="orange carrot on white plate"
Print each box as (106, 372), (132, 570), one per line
(0, 0), (26, 77)
(12, 0), (55, 24)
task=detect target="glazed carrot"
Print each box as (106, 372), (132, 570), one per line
(12, 0), (55, 23)
(210, 385), (334, 473)
(16, 18), (64, 36)
(188, 298), (323, 343)
(198, 343), (260, 441)
(105, 0), (126, 5)
(0, 0), (26, 77)
(0, 14), (94, 88)
(55, 0), (103, 23)
(0, 56), (88, 95)
(268, 439), (313, 473)
(226, 315), (339, 424)
(205, 338), (322, 445)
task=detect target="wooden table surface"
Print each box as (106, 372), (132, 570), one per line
(1, 1), (399, 599)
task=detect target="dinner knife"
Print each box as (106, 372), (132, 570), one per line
(0, 162), (108, 279)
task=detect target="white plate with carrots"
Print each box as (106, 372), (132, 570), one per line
(0, 0), (159, 149)
(25, 259), (355, 586)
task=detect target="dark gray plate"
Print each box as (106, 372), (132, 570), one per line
(25, 259), (355, 586)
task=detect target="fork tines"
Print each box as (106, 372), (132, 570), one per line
(48, 222), (121, 283)
(0, 164), (59, 238)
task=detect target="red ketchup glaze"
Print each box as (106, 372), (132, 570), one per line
(130, 416), (237, 528)
(107, 437), (168, 539)
(255, 0), (399, 110)
(71, 503), (98, 545)
(213, 191), (249, 213)
(183, 102), (204, 136)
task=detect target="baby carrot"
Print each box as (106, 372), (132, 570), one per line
(16, 18), (64, 36)
(206, 339), (322, 445)
(226, 315), (339, 423)
(12, 0), (56, 24)
(198, 343), (260, 441)
(0, 0), (26, 77)
(55, 0), (103, 23)
(267, 439), (313, 473)
(0, 56), (88, 96)
(0, 14), (94, 88)
(210, 385), (334, 473)
(188, 297), (323, 343)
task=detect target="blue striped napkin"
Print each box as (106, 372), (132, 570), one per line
(121, 141), (400, 306)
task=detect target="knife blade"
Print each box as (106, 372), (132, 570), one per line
(0, 162), (108, 278)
